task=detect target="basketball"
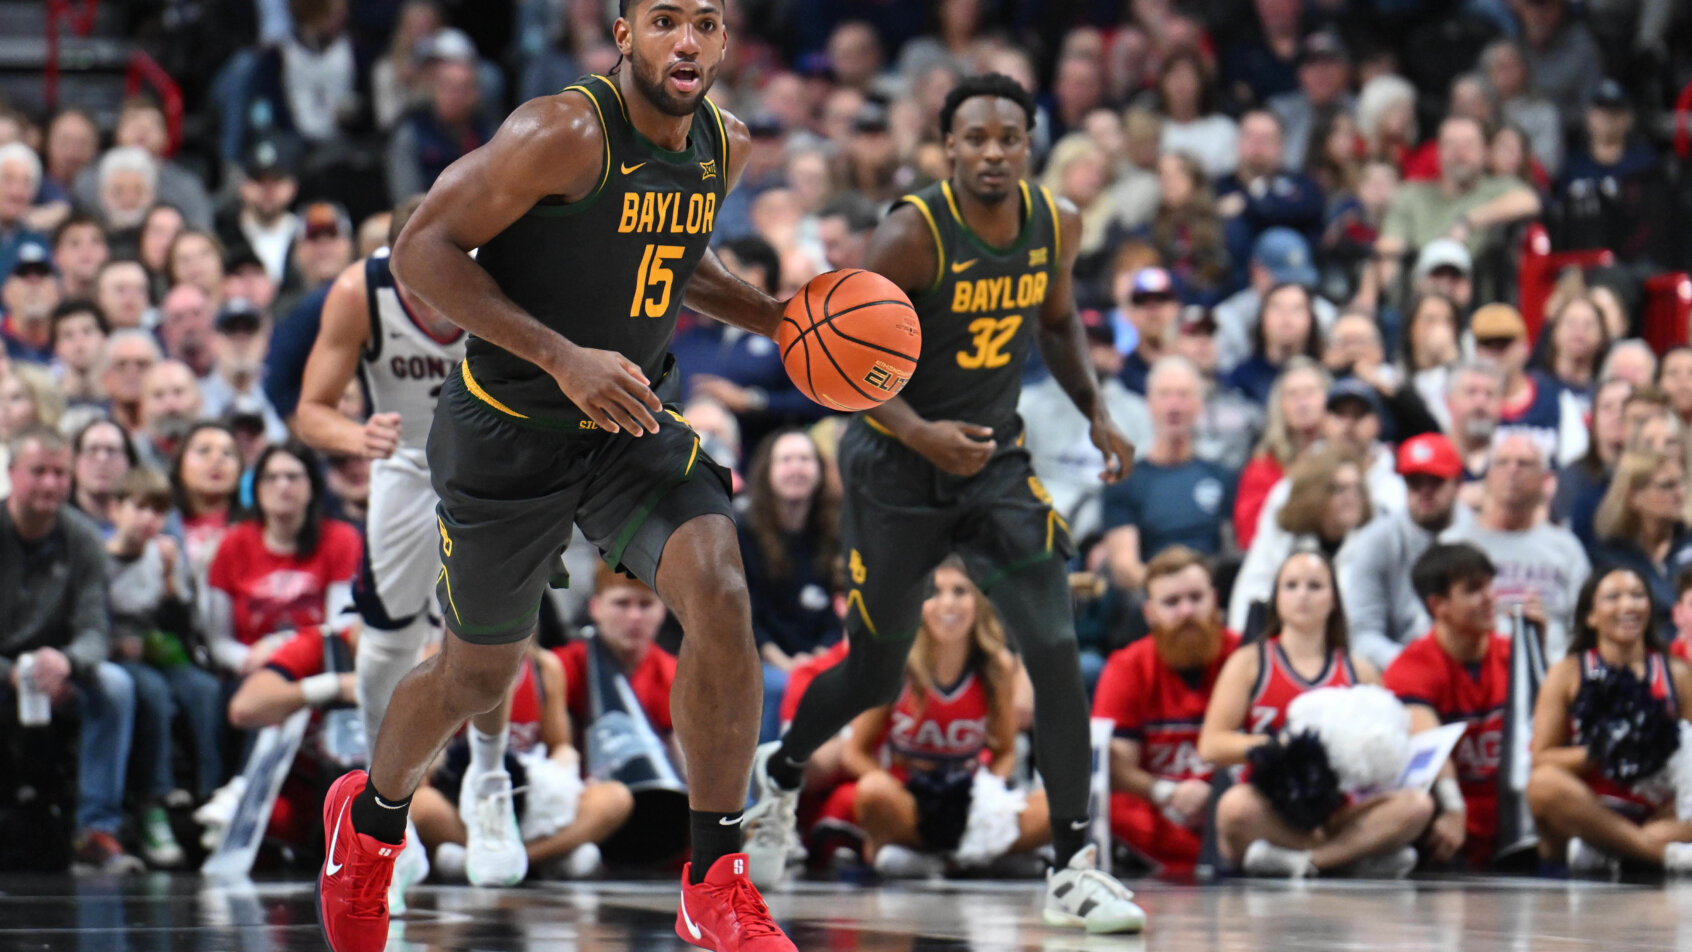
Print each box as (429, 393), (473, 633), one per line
(778, 269), (921, 412)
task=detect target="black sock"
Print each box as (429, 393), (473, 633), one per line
(689, 810), (744, 883)
(765, 747), (804, 792)
(350, 779), (410, 845)
(1051, 816), (1088, 869)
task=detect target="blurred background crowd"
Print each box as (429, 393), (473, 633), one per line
(3, 0), (1692, 881)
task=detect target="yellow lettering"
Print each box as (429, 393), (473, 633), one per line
(955, 314), (1023, 369)
(637, 192), (655, 233)
(686, 193), (703, 233)
(702, 192), (716, 234)
(618, 192), (639, 233)
(654, 193), (672, 232)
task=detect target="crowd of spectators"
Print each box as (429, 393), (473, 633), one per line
(1, 0), (1692, 879)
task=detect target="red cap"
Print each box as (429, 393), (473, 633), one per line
(1397, 433), (1463, 480)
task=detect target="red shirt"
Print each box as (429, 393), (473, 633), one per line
(507, 658), (544, 755)
(1383, 630), (1511, 847)
(1094, 630), (1242, 782)
(1247, 638), (1357, 735)
(780, 639), (849, 724)
(1232, 455), (1284, 550)
(264, 625), (343, 680)
(554, 640), (676, 734)
(883, 670), (992, 767)
(208, 520), (361, 645)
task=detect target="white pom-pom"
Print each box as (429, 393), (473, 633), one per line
(1287, 685), (1412, 795)
(517, 744), (585, 841)
(951, 769), (1028, 868)
(1668, 722), (1692, 823)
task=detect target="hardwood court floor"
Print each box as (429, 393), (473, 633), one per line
(1, 872), (1688, 951)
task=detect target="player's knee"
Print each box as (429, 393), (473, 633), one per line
(589, 780), (636, 826)
(670, 569), (750, 637)
(441, 646), (526, 713)
(1527, 764), (1579, 820)
(1393, 789), (1436, 830)
(855, 771), (903, 812)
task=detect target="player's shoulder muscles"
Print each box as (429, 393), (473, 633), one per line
(318, 260), (370, 346)
(715, 105), (752, 192)
(1048, 190), (1083, 266)
(864, 202), (942, 301)
(412, 93), (607, 250)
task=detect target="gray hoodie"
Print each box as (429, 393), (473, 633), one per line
(1335, 507), (1468, 669)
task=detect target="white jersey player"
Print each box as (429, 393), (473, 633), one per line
(295, 204), (528, 891)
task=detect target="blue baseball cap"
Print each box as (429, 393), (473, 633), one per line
(1252, 228), (1318, 288)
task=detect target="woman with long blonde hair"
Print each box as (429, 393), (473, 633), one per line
(834, 557), (1050, 877)
(1592, 449), (1692, 629)
(1200, 550), (1430, 878)
(1234, 358), (1330, 548)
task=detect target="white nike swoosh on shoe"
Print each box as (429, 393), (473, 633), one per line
(680, 892), (704, 939)
(326, 800), (349, 876)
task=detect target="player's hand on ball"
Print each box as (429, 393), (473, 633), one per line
(1090, 416), (1135, 483)
(552, 346), (662, 436)
(912, 420), (996, 477)
(362, 412), (403, 459)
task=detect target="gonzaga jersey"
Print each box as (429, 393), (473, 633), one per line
(894, 179), (1062, 437)
(1383, 631), (1511, 843)
(361, 255), (466, 451)
(507, 658), (545, 755)
(1246, 638), (1358, 735)
(885, 670), (992, 766)
(1575, 649), (1680, 814)
(1094, 630), (1242, 782)
(465, 73), (727, 423)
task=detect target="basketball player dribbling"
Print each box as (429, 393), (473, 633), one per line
(744, 74), (1147, 933)
(314, 2), (797, 950)
(296, 199), (532, 905)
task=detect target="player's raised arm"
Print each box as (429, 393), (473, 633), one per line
(293, 261), (400, 459)
(858, 204), (996, 477)
(682, 110), (784, 339)
(1035, 197), (1133, 482)
(391, 94), (662, 436)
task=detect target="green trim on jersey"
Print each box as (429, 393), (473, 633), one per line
(941, 180), (1036, 256)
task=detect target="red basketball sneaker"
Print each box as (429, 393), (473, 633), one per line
(317, 771), (400, 952)
(675, 853), (796, 952)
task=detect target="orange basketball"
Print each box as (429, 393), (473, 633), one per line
(778, 269), (921, 412)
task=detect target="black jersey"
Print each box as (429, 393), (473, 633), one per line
(890, 179), (1062, 439)
(464, 73), (728, 425)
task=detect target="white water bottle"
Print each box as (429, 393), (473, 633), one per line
(16, 652), (51, 727)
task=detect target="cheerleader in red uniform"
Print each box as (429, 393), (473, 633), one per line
(1527, 566), (1692, 873)
(1200, 550), (1434, 877)
(840, 557), (1049, 876)
(409, 646), (636, 879)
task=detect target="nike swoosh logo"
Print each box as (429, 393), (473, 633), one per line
(326, 800), (349, 876)
(719, 814), (744, 826)
(951, 259), (977, 273)
(680, 892), (704, 939)
(621, 161), (647, 174)
(1069, 819), (1089, 831)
